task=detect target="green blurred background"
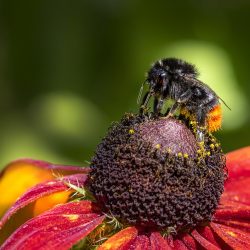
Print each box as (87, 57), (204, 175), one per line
(0, 0), (249, 167)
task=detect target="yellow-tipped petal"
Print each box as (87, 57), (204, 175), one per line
(0, 161), (53, 217)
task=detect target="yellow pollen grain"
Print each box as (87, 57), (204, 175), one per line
(155, 144), (161, 149)
(207, 151), (211, 156)
(197, 149), (202, 155)
(183, 153), (189, 158)
(62, 214), (79, 222)
(177, 152), (183, 157)
(210, 144), (215, 149)
(227, 231), (237, 237)
(215, 143), (219, 148)
(129, 129), (135, 135)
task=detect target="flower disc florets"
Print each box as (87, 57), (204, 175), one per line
(89, 113), (226, 233)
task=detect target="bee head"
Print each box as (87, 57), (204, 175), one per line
(147, 64), (169, 90)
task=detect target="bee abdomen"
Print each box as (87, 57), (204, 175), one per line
(207, 104), (222, 132)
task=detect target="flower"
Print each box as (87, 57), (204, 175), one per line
(0, 113), (250, 250)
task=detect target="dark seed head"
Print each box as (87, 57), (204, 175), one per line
(89, 113), (226, 233)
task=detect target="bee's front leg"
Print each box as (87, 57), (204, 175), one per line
(154, 96), (164, 115)
(140, 91), (152, 114)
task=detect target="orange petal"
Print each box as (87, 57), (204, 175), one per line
(226, 146), (250, 179)
(98, 227), (138, 250)
(0, 158), (88, 217)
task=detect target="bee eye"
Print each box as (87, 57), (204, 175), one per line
(158, 77), (163, 84)
(157, 73), (166, 84)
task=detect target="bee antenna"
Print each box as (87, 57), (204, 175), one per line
(137, 79), (148, 105)
(219, 96), (231, 110)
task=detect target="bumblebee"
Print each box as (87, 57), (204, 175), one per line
(139, 58), (230, 141)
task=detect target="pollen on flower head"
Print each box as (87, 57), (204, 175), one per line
(177, 152), (183, 157)
(129, 129), (135, 134)
(89, 113), (226, 233)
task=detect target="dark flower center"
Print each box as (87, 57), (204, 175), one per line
(89, 113), (226, 233)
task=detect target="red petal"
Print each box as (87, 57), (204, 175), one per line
(7, 158), (90, 173)
(150, 232), (172, 250)
(0, 174), (88, 229)
(214, 202), (250, 233)
(221, 189), (250, 206)
(214, 202), (250, 221)
(172, 239), (189, 250)
(226, 147), (250, 179)
(181, 234), (198, 249)
(128, 235), (150, 250)
(191, 230), (220, 250)
(38, 200), (98, 216)
(98, 227), (138, 250)
(211, 222), (250, 249)
(1, 201), (104, 250)
(223, 147), (250, 205)
(197, 226), (220, 247)
(223, 178), (250, 206)
(214, 220), (250, 232)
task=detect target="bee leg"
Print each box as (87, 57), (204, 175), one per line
(154, 97), (164, 115)
(153, 97), (158, 114)
(140, 91), (152, 114)
(165, 102), (179, 118)
(196, 108), (206, 142)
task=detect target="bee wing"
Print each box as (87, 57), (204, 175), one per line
(183, 76), (231, 110)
